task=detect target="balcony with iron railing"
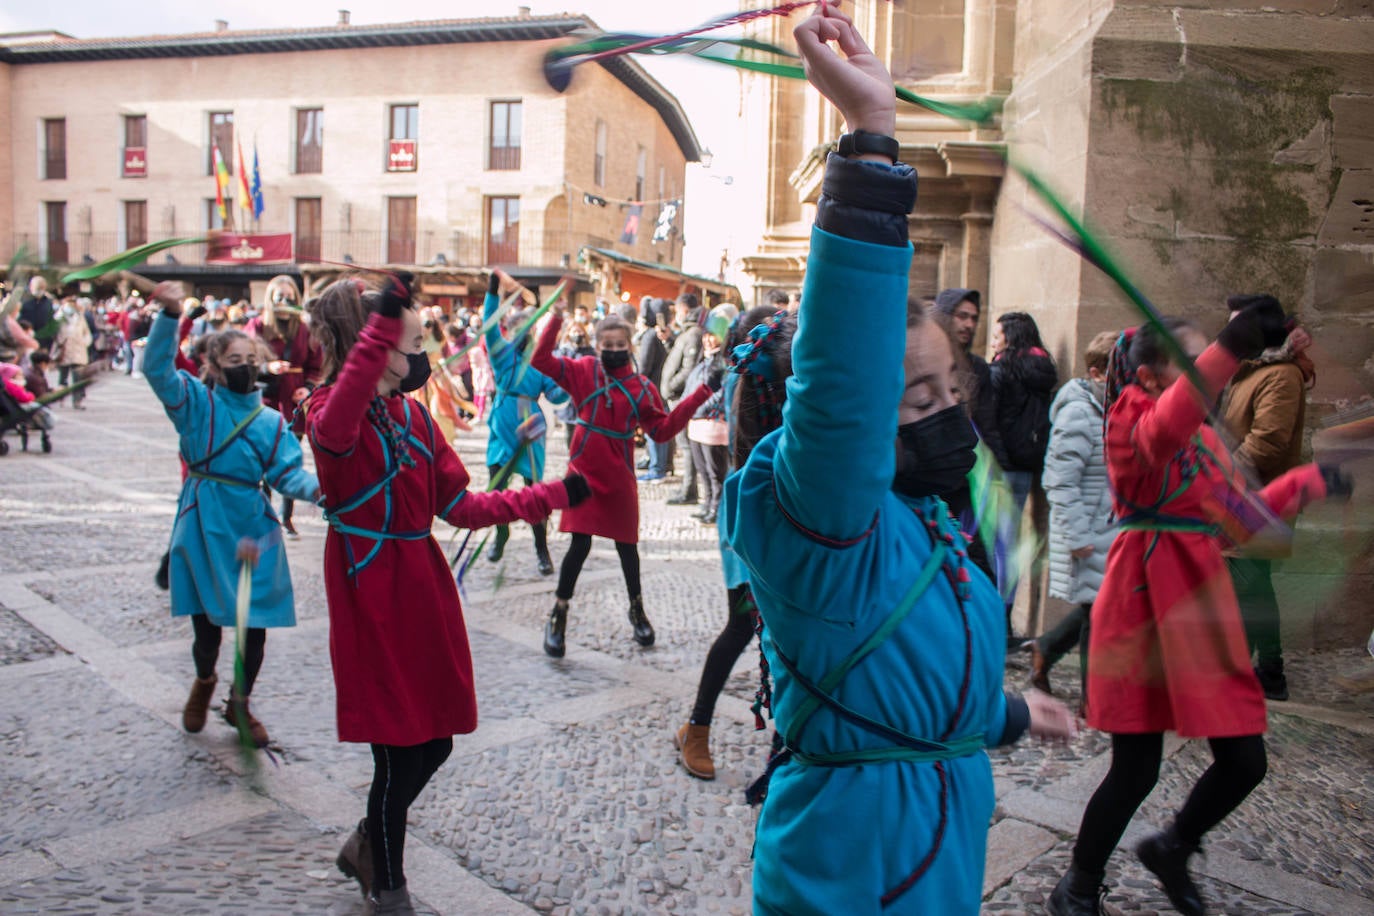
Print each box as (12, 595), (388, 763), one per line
(11, 226), (618, 273)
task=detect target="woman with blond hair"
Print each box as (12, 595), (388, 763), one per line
(246, 274), (322, 536)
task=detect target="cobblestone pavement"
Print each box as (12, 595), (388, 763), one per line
(1, 372), (1372, 914)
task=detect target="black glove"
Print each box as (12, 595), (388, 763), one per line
(378, 277), (411, 319)
(1217, 296), (1290, 361)
(487, 272), (501, 296)
(705, 363), (726, 392)
(563, 473), (592, 507)
(1320, 464), (1354, 501)
(186, 304), (208, 322)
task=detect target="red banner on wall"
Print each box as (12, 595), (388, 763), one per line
(206, 233), (293, 264)
(123, 147), (147, 178)
(388, 139), (417, 172)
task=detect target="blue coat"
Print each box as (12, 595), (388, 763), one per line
(145, 314), (318, 629)
(721, 226), (1014, 915)
(482, 292), (569, 480)
(717, 370), (748, 590)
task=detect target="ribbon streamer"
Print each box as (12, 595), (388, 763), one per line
(60, 237), (208, 284)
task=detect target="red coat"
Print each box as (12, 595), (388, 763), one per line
(531, 314), (711, 543)
(245, 316), (323, 427)
(307, 313), (571, 746)
(1088, 344), (1326, 738)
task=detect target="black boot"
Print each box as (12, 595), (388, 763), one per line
(533, 523), (553, 576)
(1048, 864), (1107, 916)
(544, 599), (568, 658)
(155, 551), (171, 591)
(1137, 827), (1205, 916)
(628, 596), (655, 647)
(486, 529), (507, 564)
(1255, 663), (1288, 701)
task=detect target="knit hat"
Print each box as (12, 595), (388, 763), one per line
(933, 288), (980, 315)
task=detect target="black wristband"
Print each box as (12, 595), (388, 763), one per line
(488, 272), (500, 296)
(837, 129), (900, 163)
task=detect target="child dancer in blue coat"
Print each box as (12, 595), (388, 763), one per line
(482, 269), (570, 574)
(146, 282), (319, 748)
(720, 6), (1074, 913)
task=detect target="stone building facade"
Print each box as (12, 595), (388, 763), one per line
(743, 0), (1374, 644)
(0, 13), (703, 306)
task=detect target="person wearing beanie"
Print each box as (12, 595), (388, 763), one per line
(1221, 292), (1314, 702)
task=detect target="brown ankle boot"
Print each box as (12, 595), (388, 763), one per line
(675, 723), (715, 780)
(223, 691), (270, 748)
(336, 818), (373, 898)
(182, 674), (218, 733)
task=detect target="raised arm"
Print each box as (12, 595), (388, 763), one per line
(641, 380), (713, 442)
(528, 312), (584, 399)
(144, 285), (205, 424)
(310, 312), (398, 455)
(1130, 344), (1238, 469)
(767, 1), (917, 542)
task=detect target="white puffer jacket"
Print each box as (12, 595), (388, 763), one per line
(1043, 377), (1117, 605)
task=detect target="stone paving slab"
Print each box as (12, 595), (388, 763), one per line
(1139, 714), (1374, 896)
(0, 664), (236, 857)
(0, 809), (436, 916)
(408, 699), (758, 916)
(0, 604), (65, 666)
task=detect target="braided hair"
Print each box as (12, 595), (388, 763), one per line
(1102, 317), (1200, 416)
(730, 307), (796, 469)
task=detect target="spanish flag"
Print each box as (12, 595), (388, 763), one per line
(212, 145), (230, 221)
(236, 141), (254, 218)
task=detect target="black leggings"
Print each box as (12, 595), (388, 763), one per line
(487, 465), (549, 556)
(368, 738), (453, 892)
(690, 586), (757, 726)
(555, 532), (641, 601)
(1072, 732), (1267, 874)
(191, 613), (265, 694)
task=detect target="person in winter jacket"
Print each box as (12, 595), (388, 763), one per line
(661, 298), (705, 505)
(1031, 330), (1119, 696)
(636, 308), (674, 481)
(1049, 308), (1352, 916)
(304, 277), (587, 916)
(51, 298), (93, 407)
(684, 326), (730, 524)
(932, 288), (1007, 467)
(991, 311), (1058, 512)
(1221, 293), (1315, 702)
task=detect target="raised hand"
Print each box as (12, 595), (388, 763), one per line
(793, 0), (896, 137)
(152, 281), (185, 315)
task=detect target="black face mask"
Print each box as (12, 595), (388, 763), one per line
(601, 349), (630, 370)
(398, 351), (431, 393)
(892, 404), (979, 499)
(222, 364), (259, 395)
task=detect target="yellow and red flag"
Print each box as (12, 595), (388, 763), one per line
(235, 141), (254, 218)
(212, 145), (230, 221)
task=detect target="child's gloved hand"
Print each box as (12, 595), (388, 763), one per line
(1218, 296), (1289, 361)
(1320, 465), (1354, 501)
(378, 277), (412, 319)
(563, 473), (592, 507)
(705, 363), (726, 392)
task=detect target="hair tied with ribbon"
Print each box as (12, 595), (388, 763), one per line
(732, 309), (789, 382)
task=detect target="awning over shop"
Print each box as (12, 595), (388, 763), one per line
(579, 247), (740, 307)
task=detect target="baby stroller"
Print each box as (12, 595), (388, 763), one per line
(0, 386), (54, 455)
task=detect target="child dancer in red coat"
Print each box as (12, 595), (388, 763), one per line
(305, 278), (588, 915)
(1049, 303), (1353, 916)
(529, 311), (716, 657)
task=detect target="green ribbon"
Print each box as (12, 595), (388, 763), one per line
(60, 237), (207, 284)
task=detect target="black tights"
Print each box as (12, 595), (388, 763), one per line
(1073, 732), (1267, 875)
(555, 532), (641, 601)
(690, 586), (757, 726)
(191, 613), (265, 694)
(368, 738), (453, 892)
(487, 466), (549, 557)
